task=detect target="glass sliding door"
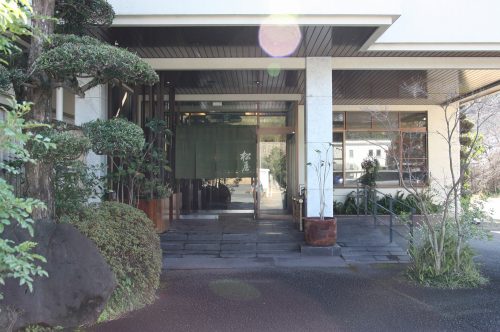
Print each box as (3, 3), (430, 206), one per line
(258, 134), (288, 213)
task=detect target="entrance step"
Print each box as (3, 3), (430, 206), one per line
(160, 217), (304, 258)
(340, 244), (409, 263)
(301, 244), (342, 256)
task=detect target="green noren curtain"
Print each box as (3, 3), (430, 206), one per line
(175, 125), (256, 179)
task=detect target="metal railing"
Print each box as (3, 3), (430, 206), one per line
(292, 196), (304, 231)
(356, 183), (416, 243)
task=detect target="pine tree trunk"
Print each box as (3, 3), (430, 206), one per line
(24, 0), (56, 220)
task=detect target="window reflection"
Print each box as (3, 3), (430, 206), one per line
(333, 111), (428, 187)
(344, 132), (400, 186)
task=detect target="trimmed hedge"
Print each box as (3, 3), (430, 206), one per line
(61, 202), (162, 321)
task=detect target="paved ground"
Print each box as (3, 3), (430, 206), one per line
(162, 216), (410, 266)
(90, 232), (500, 332)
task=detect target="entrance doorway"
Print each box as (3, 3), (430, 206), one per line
(174, 101), (297, 219)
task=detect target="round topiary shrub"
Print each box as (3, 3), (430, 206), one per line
(61, 201), (162, 321)
(82, 118), (145, 157)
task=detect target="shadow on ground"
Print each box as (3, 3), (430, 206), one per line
(89, 233), (500, 332)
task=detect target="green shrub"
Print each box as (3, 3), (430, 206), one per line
(407, 228), (488, 288)
(54, 160), (102, 217)
(82, 118), (145, 157)
(61, 202), (162, 321)
(343, 191), (358, 214)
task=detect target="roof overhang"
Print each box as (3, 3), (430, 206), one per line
(108, 0), (500, 53)
(108, 0), (401, 27)
(143, 57), (500, 71)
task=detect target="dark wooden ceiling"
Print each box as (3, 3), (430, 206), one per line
(161, 69), (500, 105)
(162, 70), (303, 95)
(96, 26), (500, 58)
(92, 25), (500, 104)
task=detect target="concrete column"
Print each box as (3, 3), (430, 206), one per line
(297, 104), (305, 191)
(305, 57), (333, 217)
(55, 87), (64, 121)
(75, 84), (108, 198)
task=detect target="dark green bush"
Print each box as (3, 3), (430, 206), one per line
(82, 118), (145, 157)
(54, 160), (102, 217)
(61, 202), (162, 321)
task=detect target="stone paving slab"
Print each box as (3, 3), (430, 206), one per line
(221, 233), (257, 241)
(220, 242), (257, 251)
(187, 233), (223, 241)
(163, 255), (348, 270)
(162, 215), (410, 265)
(161, 232), (188, 241)
(184, 243), (220, 251)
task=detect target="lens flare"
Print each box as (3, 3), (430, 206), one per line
(267, 63), (281, 77)
(209, 279), (261, 301)
(259, 15), (301, 57)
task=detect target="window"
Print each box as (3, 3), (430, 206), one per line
(332, 132), (344, 184)
(333, 111), (428, 187)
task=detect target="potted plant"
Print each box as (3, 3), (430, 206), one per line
(304, 143), (337, 246)
(137, 157), (172, 232)
(136, 120), (173, 233)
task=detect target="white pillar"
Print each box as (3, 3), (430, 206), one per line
(297, 104), (306, 191)
(305, 57), (333, 217)
(55, 87), (64, 121)
(75, 84), (108, 199)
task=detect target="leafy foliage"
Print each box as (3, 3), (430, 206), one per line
(459, 113), (486, 198)
(333, 189), (441, 216)
(25, 124), (99, 219)
(360, 157), (380, 187)
(0, 64), (10, 92)
(83, 118), (146, 204)
(0, 0), (31, 60)
(83, 118), (172, 204)
(30, 127), (91, 163)
(0, 103), (53, 171)
(35, 34), (159, 95)
(55, 0), (115, 34)
(55, 160), (103, 217)
(137, 119), (172, 199)
(0, 105), (52, 299)
(83, 118), (145, 157)
(407, 226), (488, 288)
(0, 184), (48, 293)
(263, 147), (286, 190)
(61, 202), (162, 321)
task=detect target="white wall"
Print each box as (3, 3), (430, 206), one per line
(75, 84), (108, 200)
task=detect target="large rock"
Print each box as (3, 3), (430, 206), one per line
(0, 220), (116, 330)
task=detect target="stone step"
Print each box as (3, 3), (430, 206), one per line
(162, 232), (303, 241)
(160, 232), (188, 241)
(257, 242), (302, 252)
(220, 242), (257, 252)
(221, 233), (258, 241)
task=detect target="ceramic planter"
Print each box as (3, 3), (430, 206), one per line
(137, 198), (167, 233)
(304, 217), (337, 246)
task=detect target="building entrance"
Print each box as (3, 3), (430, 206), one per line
(175, 101), (297, 218)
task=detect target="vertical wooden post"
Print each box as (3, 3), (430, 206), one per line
(168, 81), (176, 220)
